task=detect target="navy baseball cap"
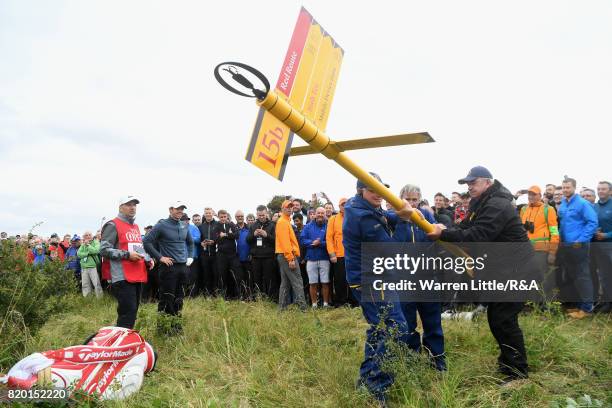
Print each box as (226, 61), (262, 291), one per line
(458, 166), (493, 184)
(356, 172), (390, 189)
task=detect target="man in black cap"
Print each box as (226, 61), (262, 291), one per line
(428, 166), (534, 385)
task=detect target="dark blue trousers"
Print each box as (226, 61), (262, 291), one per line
(352, 287), (410, 399)
(400, 302), (446, 370)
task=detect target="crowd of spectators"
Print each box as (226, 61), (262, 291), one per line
(1, 178), (610, 315)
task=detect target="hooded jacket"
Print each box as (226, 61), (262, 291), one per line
(343, 194), (399, 285)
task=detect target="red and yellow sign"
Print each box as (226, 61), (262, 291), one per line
(245, 7), (344, 180)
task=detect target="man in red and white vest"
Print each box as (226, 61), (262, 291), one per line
(100, 196), (154, 329)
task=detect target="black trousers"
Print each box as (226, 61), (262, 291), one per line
(241, 260), (253, 300)
(331, 257), (351, 306)
(487, 302), (528, 378)
(142, 264), (160, 302)
(251, 257), (277, 298)
(216, 253), (244, 299)
(299, 260), (310, 304)
(186, 258), (201, 297)
(158, 263), (187, 316)
(111, 280), (142, 329)
(199, 254), (217, 296)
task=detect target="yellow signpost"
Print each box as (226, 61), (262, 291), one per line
(216, 7), (472, 268)
(245, 8), (344, 180)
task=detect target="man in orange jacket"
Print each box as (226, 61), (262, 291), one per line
(517, 185), (559, 299)
(276, 200), (307, 311)
(326, 197), (353, 306)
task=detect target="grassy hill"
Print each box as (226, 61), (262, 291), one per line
(17, 296), (612, 407)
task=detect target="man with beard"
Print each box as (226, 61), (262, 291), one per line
(544, 184), (556, 206)
(556, 177), (598, 319)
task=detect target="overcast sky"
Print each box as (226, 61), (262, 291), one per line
(1, 0), (610, 236)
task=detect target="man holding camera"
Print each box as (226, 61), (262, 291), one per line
(516, 186), (559, 298)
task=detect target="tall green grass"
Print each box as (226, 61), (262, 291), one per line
(14, 295), (611, 408)
(0, 241), (77, 367)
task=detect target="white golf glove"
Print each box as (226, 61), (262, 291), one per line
(186, 258), (193, 267)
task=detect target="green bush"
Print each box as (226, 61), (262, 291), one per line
(0, 240), (78, 368)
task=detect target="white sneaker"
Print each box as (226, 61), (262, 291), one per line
(472, 304), (487, 315)
(312, 304), (318, 309)
(456, 311), (474, 321)
(441, 310), (455, 320)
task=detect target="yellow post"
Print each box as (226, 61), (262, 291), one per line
(258, 90), (432, 231)
(258, 90), (473, 270)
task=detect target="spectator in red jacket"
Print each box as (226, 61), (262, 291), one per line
(48, 233), (65, 261)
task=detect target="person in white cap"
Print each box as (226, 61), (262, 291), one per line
(100, 195), (154, 329)
(143, 200), (194, 335)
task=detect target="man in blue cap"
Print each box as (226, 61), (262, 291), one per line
(428, 166), (535, 385)
(343, 172), (415, 403)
